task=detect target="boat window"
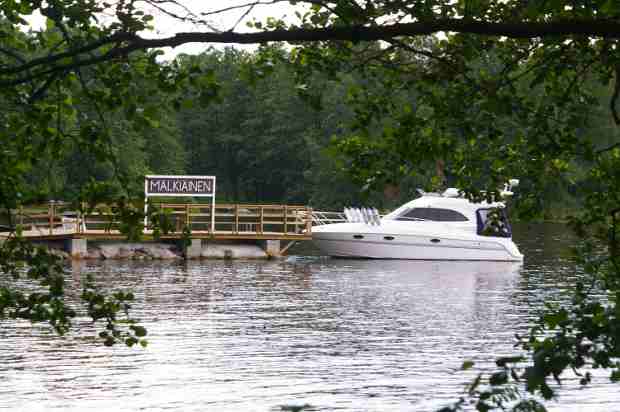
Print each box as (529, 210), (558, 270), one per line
(476, 208), (512, 238)
(396, 208), (468, 222)
(436, 209), (469, 222)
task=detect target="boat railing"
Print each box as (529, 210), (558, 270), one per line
(311, 211), (347, 226)
(311, 209), (385, 226)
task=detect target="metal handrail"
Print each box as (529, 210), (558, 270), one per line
(311, 209), (385, 225)
(311, 211), (347, 225)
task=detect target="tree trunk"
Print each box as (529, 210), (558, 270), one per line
(435, 159), (446, 187)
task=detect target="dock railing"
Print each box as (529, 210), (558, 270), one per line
(4, 202), (84, 236)
(1, 202), (313, 239)
(147, 203), (312, 236)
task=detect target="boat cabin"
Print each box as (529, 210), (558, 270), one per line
(382, 190), (512, 238)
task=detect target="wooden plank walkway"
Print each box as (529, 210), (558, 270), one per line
(0, 203), (313, 241)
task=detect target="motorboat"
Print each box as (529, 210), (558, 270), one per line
(311, 183), (523, 261)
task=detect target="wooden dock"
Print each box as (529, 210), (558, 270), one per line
(1, 202), (314, 257)
(2, 202), (313, 240)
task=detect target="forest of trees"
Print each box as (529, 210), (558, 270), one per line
(15, 41), (617, 219)
(17, 44), (402, 210)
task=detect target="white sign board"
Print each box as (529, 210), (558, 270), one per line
(144, 175), (216, 232)
(145, 175), (215, 197)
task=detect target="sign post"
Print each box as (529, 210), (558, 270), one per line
(144, 175), (217, 233)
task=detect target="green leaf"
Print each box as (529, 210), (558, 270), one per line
(496, 356), (525, 367)
(131, 325), (148, 337)
(601, 0), (620, 14)
(489, 371), (508, 386)
(461, 360), (475, 370)
(476, 401), (492, 412)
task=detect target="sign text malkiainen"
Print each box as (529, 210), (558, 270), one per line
(145, 175), (215, 197)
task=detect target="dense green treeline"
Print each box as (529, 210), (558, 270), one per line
(18, 44), (410, 211)
(14, 43), (616, 216)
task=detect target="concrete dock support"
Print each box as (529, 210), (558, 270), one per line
(64, 238), (87, 258)
(260, 240), (281, 258)
(185, 239), (202, 259)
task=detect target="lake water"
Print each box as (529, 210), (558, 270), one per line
(1, 223), (619, 411)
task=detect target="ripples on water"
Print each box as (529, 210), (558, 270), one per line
(1, 223), (619, 411)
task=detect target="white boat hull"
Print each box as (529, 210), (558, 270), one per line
(312, 193), (524, 261)
(312, 224), (523, 261)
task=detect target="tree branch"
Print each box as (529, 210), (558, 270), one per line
(0, 46), (26, 64)
(611, 64), (620, 126)
(198, 1), (283, 18)
(229, 3), (257, 32)
(4, 18), (620, 85)
(386, 38), (465, 77)
(139, 0), (221, 32)
(28, 72), (62, 103)
(0, 32), (131, 76)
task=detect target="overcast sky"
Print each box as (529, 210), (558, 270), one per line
(145, 0), (302, 56)
(25, 1), (302, 57)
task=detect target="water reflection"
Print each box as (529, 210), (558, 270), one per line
(1, 224), (618, 411)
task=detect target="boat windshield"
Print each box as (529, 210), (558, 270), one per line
(396, 208), (469, 222)
(476, 208), (512, 238)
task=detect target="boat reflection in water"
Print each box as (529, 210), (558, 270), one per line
(308, 258), (523, 299)
(286, 254), (523, 290)
(324, 258), (523, 277)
